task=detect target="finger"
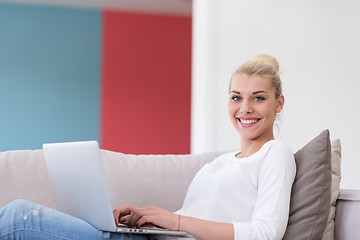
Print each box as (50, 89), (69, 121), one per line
(118, 205), (133, 216)
(119, 215), (129, 225)
(113, 205), (137, 225)
(113, 208), (129, 225)
(113, 208), (120, 225)
(134, 215), (163, 229)
(128, 212), (141, 228)
(135, 215), (151, 228)
(136, 207), (178, 231)
(130, 208), (159, 228)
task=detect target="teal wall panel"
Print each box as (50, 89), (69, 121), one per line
(0, 3), (102, 150)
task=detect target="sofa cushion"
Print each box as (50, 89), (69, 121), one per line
(321, 139), (341, 240)
(283, 129), (332, 240)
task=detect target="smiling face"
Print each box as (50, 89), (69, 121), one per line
(228, 73), (284, 143)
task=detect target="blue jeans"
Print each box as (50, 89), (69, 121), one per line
(0, 200), (156, 240)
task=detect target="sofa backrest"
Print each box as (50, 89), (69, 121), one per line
(0, 149), (224, 211)
(0, 149), (55, 208)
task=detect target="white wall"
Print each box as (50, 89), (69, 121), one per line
(192, 0), (360, 189)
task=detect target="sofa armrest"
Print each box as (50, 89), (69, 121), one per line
(338, 189), (360, 201)
(335, 189), (360, 240)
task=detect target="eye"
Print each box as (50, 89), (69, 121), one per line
(254, 96), (265, 101)
(231, 96), (241, 101)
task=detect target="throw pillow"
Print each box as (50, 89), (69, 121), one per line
(321, 139), (342, 240)
(282, 129), (332, 240)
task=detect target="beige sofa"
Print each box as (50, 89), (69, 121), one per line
(0, 143), (359, 239)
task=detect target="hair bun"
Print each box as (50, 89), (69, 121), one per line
(254, 54), (279, 72)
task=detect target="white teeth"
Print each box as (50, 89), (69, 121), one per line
(240, 119), (258, 124)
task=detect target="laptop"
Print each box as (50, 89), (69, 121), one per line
(43, 140), (189, 236)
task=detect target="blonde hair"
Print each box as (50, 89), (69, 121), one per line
(230, 54), (282, 98)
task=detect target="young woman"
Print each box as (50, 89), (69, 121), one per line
(0, 54), (296, 240)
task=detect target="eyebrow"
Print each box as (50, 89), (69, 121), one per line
(230, 90), (268, 95)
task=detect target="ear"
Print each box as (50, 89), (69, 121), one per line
(276, 94), (285, 113)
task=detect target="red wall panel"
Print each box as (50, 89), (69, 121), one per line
(101, 11), (191, 154)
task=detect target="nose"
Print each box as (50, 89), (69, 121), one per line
(240, 100), (253, 114)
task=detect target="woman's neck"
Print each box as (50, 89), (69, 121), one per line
(238, 134), (275, 158)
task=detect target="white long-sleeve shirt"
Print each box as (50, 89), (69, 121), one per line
(165, 140), (296, 240)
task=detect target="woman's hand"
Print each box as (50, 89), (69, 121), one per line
(114, 205), (235, 240)
(113, 204), (138, 226)
(113, 205), (179, 231)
